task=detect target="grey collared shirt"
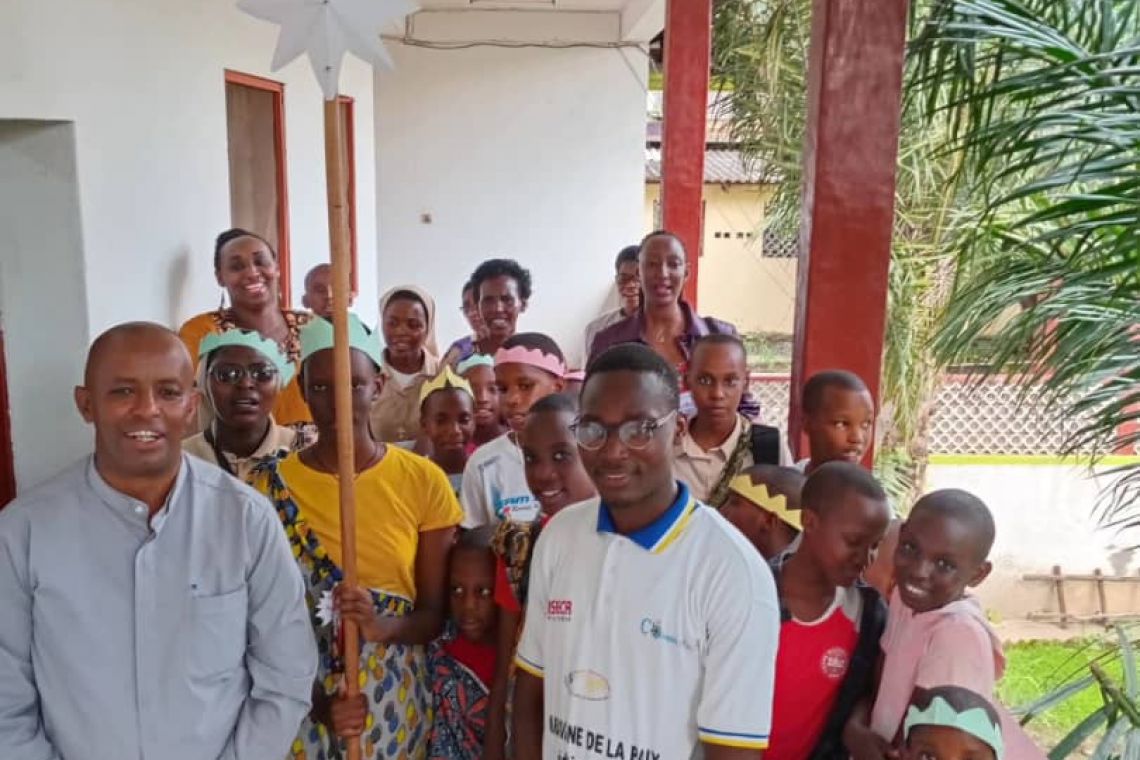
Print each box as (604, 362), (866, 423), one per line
(0, 454), (318, 760)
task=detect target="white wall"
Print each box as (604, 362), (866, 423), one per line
(0, 0), (380, 335)
(925, 462), (1140, 619)
(0, 122), (91, 489)
(374, 25), (649, 368)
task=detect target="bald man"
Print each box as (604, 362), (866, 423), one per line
(0, 322), (317, 759)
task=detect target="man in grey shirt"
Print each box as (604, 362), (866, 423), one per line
(0, 322), (318, 759)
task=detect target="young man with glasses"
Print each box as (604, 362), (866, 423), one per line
(512, 343), (780, 760)
(183, 329), (312, 483)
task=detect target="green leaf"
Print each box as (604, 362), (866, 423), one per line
(1050, 707), (1110, 760)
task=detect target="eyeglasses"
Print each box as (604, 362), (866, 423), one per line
(571, 411), (677, 451)
(210, 363), (279, 385)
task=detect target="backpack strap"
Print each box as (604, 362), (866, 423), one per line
(749, 424), (782, 466)
(809, 585), (888, 760)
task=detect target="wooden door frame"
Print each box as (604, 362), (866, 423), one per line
(224, 69), (293, 306)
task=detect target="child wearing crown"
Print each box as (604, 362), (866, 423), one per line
(902, 686), (1005, 760)
(720, 464), (806, 560)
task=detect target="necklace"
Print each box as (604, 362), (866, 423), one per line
(310, 439), (382, 475)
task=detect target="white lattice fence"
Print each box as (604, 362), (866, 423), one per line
(928, 381), (1098, 456)
(747, 376), (1102, 456)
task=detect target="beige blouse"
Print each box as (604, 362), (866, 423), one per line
(369, 353), (441, 444)
(183, 422), (303, 484)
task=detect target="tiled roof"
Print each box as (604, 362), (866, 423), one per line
(645, 146), (773, 185)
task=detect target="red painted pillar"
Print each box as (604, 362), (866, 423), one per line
(660, 0), (711, 307)
(788, 0), (909, 460)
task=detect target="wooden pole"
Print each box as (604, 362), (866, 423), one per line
(323, 98), (362, 760)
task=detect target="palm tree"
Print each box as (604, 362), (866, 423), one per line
(713, 0), (972, 503)
(909, 0), (1140, 517)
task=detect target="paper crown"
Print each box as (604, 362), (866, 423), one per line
(419, 366), (474, 406)
(493, 345), (567, 378)
(904, 695), (1004, 759)
(727, 475), (803, 531)
(299, 313), (384, 368)
(199, 328), (295, 387)
(456, 353), (495, 375)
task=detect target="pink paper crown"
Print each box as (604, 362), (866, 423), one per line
(494, 345), (567, 378)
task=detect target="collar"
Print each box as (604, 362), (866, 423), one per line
(596, 481), (700, 553)
(87, 454), (188, 532)
(678, 413), (747, 459)
(632, 300), (707, 340)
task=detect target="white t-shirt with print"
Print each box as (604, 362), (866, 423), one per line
(515, 483), (780, 759)
(459, 433), (540, 529)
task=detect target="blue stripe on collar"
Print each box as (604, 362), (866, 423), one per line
(596, 482), (699, 552)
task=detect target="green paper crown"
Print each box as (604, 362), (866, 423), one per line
(199, 328), (295, 387)
(299, 313), (384, 368)
(905, 695), (1004, 759)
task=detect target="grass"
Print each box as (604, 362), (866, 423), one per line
(742, 331), (793, 373)
(999, 639), (1123, 747)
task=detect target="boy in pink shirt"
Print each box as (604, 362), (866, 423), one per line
(846, 489), (1043, 760)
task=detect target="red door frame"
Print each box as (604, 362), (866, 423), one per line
(224, 69), (293, 306)
(0, 328), (16, 507)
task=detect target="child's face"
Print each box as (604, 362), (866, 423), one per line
(687, 343), (747, 427)
(804, 387), (875, 465)
(520, 410), (597, 517)
(802, 491), (891, 588)
(904, 725), (997, 760)
(721, 493), (796, 560)
(895, 509), (993, 614)
(420, 389), (475, 463)
(462, 288), (486, 337)
(496, 363), (564, 432)
(463, 365), (500, 429)
(448, 548), (496, 644)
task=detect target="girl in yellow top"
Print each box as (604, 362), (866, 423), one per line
(255, 314), (463, 760)
(178, 228), (313, 426)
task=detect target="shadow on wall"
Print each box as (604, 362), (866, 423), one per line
(167, 246), (191, 329)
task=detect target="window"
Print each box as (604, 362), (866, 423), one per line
(224, 70), (292, 305)
(761, 228), (798, 259)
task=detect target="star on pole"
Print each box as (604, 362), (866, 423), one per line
(237, 0), (416, 100)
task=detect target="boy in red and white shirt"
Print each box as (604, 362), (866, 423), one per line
(767, 461), (891, 760)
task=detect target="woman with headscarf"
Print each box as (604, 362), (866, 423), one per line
(254, 314), (462, 760)
(183, 329), (313, 482)
(178, 228), (313, 426)
(369, 285), (441, 443)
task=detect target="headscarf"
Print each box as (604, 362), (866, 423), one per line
(378, 285), (439, 360)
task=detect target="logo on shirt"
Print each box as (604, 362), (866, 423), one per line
(491, 484), (535, 520)
(547, 599), (573, 621)
(565, 670), (611, 701)
(639, 618), (696, 651)
(820, 646), (850, 680)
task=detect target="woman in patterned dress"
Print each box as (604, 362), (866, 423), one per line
(255, 315), (462, 760)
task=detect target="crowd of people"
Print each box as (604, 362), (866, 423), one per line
(0, 226), (1042, 760)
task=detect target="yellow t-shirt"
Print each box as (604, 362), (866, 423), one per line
(178, 310), (313, 425)
(278, 447), (463, 601)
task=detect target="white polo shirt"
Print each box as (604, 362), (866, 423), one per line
(459, 433), (540, 529)
(515, 482), (780, 759)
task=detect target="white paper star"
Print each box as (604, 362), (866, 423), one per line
(237, 0), (416, 100)
(316, 588), (337, 627)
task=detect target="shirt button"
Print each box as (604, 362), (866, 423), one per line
(134, 505), (146, 516)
